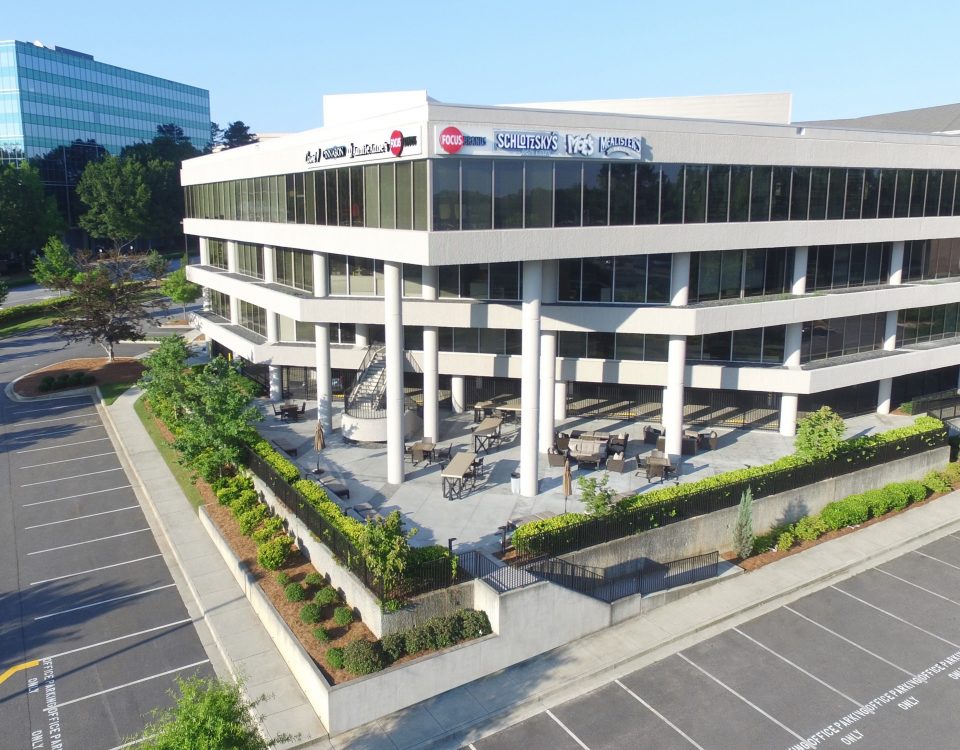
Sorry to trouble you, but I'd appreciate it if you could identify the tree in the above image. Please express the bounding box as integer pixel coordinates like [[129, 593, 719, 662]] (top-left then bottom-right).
[[222, 121, 258, 150], [132, 676, 291, 750], [578, 473, 616, 516], [54, 248, 158, 360], [732, 487, 754, 559], [359, 510, 416, 596], [138, 335, 192, 425], [76, 156, 152, 252], [207, 121, 224, 152], [32, 236, 78, 296], [0, 278, 7, 307], [161, 266, 202, 318], [794, 406, 846, 460], [31, 139, 107, 226], [145, 249, 169, 283], [0, 163, 63, 270]]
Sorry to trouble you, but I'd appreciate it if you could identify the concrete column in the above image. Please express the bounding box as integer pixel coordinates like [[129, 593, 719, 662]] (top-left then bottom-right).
[[313, 252, 332, 435], [226, 240, 238, 273], [263, 245, 276, 284], [539, 331, 556, 454], [877, 380, 893, 415], [670, 252, 691, 307], [876, 309, 899, 414], [889, 241, 905, 286], [383, 261, 405, 485], [450, 375, 465, 414], [355, 324, 369, 348], [779, 322, 804, 436], [198, 237, 209, 266], [792, 246, 809, 295], [541, 259, 559, 304], [555, 381, 568, 420], [520, 260, 542, 497], [663, 336, 686, 461], [269, 366, 283, 401], [421, 266, 439, 442], [228, 296, 239, 325]]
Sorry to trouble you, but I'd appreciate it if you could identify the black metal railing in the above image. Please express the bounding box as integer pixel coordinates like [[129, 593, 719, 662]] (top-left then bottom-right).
[[515, 428, 947, 560], [639, 551, 719, 597], [246, 448, 476, 601]]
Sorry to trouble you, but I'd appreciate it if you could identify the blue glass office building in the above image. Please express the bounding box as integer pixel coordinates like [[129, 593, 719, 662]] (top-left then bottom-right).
[[0, 40, 209, 223]]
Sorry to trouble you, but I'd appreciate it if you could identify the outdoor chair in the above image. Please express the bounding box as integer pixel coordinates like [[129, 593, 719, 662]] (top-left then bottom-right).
[[271, 403, 281, 417], [608, 432, 628, 454], [605, 452, 626, 473], [431, 445, 452, 465], [645, 463, 664, 481], [634, 454, 647, 476], [470, 456, 485, 479], [555, 433, 570, 452], [547, 449, 567, 467], [644, 426, 662, 445], [298, 401, 306, 417]]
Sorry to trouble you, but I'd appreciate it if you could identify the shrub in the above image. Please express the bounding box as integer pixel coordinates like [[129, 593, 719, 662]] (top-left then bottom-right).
[[326, 647, 344, 670], [459, 609, 492, 638], [314, 587, 339, 607], [275, 571, 291, 587], [404, 624, 432, 656], [943, 462, 960, 485], [300, 603, 322, 624], [252, 516, 283, 544], [41, 375, 55, 387], [313, 627, 331, 643], [922, 470, 951, 495], [776, 531, 795, 552], [793, 515, 828, 542], [752, 526, 787, 555], [424, 615, 460, 650], [732, 487, 754, 559], [333, 606, 353, 627], [249, 440, 301, 482], [229, 489, 259, 517], [820, 499, 867, 531], [342, 640, 384, 676], [257, 536, 292, 571], [304, 572, 324, 588], [238, 505, 268, 536], [885, 484, 913, 512], [284, 583, 306, 603], [380, 632, 406, 662], [38, 381, 51, 392]]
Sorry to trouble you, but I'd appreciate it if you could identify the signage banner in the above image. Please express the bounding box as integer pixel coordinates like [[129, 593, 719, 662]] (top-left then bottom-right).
[[434, 125, 646, 160], [304, 125, 423, 168]]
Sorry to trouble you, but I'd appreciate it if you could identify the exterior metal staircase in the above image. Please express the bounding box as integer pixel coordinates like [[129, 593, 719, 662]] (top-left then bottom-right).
[[345, 346, 386, 418]]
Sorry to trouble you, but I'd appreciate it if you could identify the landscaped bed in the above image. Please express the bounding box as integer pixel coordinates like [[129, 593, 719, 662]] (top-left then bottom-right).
[[14, 356, 144, 398]]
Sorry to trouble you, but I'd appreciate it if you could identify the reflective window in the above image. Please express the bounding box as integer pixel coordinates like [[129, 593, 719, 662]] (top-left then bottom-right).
[[237, 300, 266, 337], [494, 160, 523, 229], [707, 165, 730, 223], [432, 159, 459, 230], [902, 239, 960, 281], [525, 160, 553, 227], [684, 165, 707, 224], [207, 238, 227, 269], [275, 247, 313, 293], [462, 159, 492, 230], [236, 242, 263, 279], [807, 243, 891, 290], [659, 164, 683, 224], [554, 161, 582, 227]]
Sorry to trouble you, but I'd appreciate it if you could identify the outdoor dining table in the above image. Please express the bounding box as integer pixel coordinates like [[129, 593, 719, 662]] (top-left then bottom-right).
[[473, 400, 496, 422], [473, 416, 503, 454], [408, 440, 435, 465], [441, 451, 477, 501]]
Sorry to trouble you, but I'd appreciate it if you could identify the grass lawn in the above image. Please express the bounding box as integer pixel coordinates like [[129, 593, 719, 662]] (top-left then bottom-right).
[[133, 397, 205, 511], [0, 316, 58, 339], [100, 380, 138, 405]]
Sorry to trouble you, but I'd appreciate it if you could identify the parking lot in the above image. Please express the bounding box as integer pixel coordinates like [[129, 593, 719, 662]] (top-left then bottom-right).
[[0, 392, 215, 749], [469, 534, 960, 750]]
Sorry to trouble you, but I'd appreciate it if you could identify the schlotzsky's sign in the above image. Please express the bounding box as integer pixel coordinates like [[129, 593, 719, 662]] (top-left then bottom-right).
[[434, 125, 646, 159], [304, 125, 423, 167]]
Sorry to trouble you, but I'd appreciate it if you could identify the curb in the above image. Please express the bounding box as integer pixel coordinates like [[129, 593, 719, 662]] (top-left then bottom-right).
[[415, 494, 960, 750]]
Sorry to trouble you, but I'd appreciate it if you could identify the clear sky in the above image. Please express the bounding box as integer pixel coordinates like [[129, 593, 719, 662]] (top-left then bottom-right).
[[7, 0, 959, 137]]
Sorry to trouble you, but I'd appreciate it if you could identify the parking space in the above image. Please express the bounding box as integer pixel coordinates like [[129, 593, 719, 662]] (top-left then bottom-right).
[[470, 533, 960, 750], [0, 393, 216, 750]]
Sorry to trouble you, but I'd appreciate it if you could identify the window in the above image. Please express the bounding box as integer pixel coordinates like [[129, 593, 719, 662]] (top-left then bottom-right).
[[207, 238, 227, 269], [209, 289, 229, 318], [525, 160, 553, 228], [683, 165, 707, 223], [554, 161, 582, 227], [275, 247, 313, 292], [494, 160, 523, 229], [659, 164, 683, 224], [432, 159, 460, 230], [237, 300, 266, 336], [707, 165, 730, 223], [236, 242, 263, 278], [462, 159, 492, 230]]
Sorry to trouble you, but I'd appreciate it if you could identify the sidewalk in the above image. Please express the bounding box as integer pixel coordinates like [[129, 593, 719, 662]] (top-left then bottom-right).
[[331, 488, 960, 750], [102, 388, 330, 749]]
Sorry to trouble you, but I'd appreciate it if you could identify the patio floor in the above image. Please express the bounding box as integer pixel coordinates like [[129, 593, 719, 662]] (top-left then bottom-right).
[[254, 401, 915, 555]]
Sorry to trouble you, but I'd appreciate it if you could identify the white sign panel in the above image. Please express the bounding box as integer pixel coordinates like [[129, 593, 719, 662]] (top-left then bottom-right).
[[435, 125, 646, 160]]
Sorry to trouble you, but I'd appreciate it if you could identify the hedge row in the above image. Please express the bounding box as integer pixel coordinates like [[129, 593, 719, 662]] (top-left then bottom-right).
[[755, 464, 960, 554], [326, 609, 493, 676], [212, 473, 293, 570], [0, 296, 70, 326], [513, 415, 946, 548]]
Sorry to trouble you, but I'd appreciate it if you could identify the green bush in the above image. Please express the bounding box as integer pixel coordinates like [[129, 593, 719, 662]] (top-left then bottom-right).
[[793, 515, 828, 542], [0, 296, 69, 326], [326, 647, 344, 670], [252, 516, 284, 544], [284, 582, 306, 603], [304, 572, 324, 588], [249, 440, 300, 482], [404, 624, 432, 656], [314, 587, 339, 607], [820, 498, 868, 531], [342, 640, 383, 676], [238, 504, 268, 536], [885, 483, 913, 512], [333, 606, 353, 627], [459, 609, 492, 638], [300, 603, 323, 624], [922, 470, 952, 495], [424, 615, 460, 650], [776, 531, 795, 552], [275, 571, 291, 587], [380, 632, 406, 663], [313, 627, 331, 643], [257, 536, 292, 571], [752, 527, 785, 555], [229, 489, 259, 517], [943, 462, 960, 485]]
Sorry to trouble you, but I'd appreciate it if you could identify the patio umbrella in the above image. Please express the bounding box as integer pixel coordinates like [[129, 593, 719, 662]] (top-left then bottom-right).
[[313, 421, 326, 474], [562, 457, 573, 513]]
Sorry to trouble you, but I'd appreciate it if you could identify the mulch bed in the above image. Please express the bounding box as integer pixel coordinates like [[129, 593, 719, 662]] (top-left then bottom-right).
[[14, 357, 145, 398]]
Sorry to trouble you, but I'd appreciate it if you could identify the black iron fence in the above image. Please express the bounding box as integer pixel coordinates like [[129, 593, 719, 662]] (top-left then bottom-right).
[[515, 428, 946, 561], [245, 448, 474, 601]]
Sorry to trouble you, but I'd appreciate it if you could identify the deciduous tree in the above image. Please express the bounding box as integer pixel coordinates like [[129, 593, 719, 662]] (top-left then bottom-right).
[[76, 156, 152, 252], [0, 163, 63, 269], [161, 266, 202, 318], [794, 406, 846, 460], [32, 236, 78, 296], [360, 510, 417, 596]]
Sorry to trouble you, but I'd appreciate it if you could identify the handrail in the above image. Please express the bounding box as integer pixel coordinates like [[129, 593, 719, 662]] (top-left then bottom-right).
[[345, 345, 384, 413]]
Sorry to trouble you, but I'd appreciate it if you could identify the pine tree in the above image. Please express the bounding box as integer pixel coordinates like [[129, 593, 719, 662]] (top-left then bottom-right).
[[733, 486, 754, 559]]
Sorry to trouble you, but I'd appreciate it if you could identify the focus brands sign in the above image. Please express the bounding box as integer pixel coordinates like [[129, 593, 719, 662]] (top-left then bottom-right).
[[304, 127, 422, 166], [434, 124, 645, 159]]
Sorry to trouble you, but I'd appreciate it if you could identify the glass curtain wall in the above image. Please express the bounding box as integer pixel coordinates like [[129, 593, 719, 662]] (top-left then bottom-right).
[[903, 239, 960, 281], [689, 248, 793, 302], [274, 247, 314, 292], [558, 254, 672, 303], [806, 243, 891, 290], [236, 242, 263, 278], [801, 313, 887, 362], [897, 304, 960, 346]]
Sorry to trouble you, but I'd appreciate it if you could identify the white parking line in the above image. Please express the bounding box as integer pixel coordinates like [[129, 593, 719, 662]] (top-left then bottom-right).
[[3, 423, 103, 443], [732, 627, 862, 706], [43, 659, 210, 711], [34, 583, 177, 620], [19, 451, 115, 470], [16, 437, 111, 454], [21, 467, 123, 487], [23, 485, 132, 508], [615, 679, 706, 750], [42, 619, 193, 660], [545, 709, 590, 749], [913, 549, 960, 573], [16, 412, 98, 425], [677, 653, 804, 741], [24, 505, 139, 530], [10, 402, 90, 415], [830, 584, 960, 648], [106, 738, 151, 750], [30, 554, 162, 585], [27, 528, 151, 555], [784, 605, 913, 675], [875, 567, 960, 607]]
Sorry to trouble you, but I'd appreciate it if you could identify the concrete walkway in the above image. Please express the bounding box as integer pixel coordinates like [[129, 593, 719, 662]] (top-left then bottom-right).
[[331, 488, 960, 749], [102, 388, 330, 749]]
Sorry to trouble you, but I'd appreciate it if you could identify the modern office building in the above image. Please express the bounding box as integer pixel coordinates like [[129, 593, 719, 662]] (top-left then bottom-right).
[[0, 39, 210, 224], [182, 90, 960, 496]]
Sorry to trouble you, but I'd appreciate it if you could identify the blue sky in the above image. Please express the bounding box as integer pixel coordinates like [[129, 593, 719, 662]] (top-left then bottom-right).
[[8, 0, 958, 136]]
